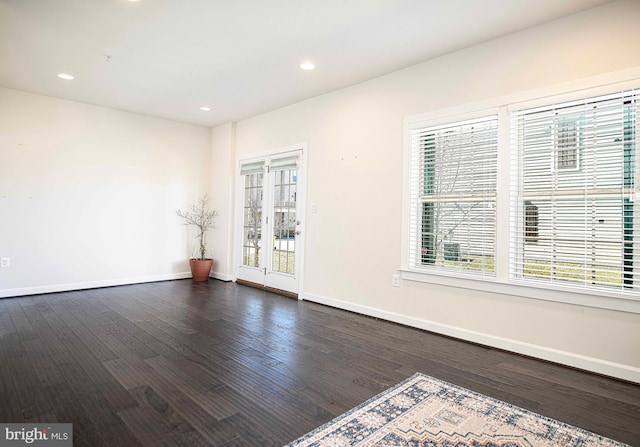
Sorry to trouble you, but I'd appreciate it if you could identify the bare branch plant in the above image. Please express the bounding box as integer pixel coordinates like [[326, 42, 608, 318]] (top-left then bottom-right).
[[176, 194, 218, 260]]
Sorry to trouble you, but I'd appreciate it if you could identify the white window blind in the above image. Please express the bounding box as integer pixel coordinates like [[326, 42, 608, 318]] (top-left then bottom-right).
[[510, 89, 639, 293], [240, 160, 265, 175], [409, 115, 498, 275], [270, 155, 298, 171]]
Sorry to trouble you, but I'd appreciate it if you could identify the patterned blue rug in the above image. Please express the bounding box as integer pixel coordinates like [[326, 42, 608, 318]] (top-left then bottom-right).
[[287, 372, 629, 446]]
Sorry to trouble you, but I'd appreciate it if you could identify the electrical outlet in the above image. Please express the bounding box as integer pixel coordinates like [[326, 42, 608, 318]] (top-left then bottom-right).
[[1, 257, 10, 268], [392, 273, 400, 287]]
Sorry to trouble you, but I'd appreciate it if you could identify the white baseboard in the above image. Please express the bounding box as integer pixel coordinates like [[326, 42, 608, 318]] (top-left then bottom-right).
[[210, 271, 233, 281], [0, 272, 193, 298], [301, 291, 640, 384]]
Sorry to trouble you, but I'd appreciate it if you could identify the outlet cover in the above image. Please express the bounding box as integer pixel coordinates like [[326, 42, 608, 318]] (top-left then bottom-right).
[[1, 257, 10, 268], [392, 273, 400, 287]]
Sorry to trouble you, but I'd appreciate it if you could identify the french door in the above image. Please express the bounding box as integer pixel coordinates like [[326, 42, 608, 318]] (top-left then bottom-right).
[[236, 149, 304, 295]]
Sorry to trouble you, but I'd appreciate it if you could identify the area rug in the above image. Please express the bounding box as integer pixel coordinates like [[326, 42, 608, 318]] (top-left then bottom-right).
[[287, 372, 629, 447]]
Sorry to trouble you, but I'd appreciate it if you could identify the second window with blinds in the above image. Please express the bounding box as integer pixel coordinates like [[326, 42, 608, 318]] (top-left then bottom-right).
[[511, 91, 638, 292]]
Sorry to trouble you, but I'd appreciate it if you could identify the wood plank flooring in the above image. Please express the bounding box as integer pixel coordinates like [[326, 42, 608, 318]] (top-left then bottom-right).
[[1, 279, 638, 446]]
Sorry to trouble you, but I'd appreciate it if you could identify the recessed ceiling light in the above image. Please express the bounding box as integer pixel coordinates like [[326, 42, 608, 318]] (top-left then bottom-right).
[[300, 61, 315, 71], [57, 73, 74, 80], [199, 106, 212, 111]]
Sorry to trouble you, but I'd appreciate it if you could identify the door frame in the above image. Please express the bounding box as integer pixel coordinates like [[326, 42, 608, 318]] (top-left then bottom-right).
[[233, 143, 307, 297]]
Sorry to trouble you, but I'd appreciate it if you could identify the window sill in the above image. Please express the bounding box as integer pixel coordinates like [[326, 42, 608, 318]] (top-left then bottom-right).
[[399, 268, 640, 314]]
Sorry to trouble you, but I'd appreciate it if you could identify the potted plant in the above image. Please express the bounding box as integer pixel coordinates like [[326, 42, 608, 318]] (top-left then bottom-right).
[[176, 194, 219, 281]]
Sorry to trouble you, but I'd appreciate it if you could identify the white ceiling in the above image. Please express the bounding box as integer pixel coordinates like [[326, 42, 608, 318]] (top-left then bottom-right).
[[0, 0, 614, 127]]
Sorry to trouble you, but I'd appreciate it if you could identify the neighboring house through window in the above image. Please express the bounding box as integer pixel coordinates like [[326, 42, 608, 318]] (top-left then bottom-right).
[[524, 201, 538, 243], [556, 117, 579, 170], [511, 91, 637, 291]]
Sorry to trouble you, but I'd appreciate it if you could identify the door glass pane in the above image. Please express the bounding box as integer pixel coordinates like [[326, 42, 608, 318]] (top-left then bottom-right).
[[242, 172, 263, 267], [272, 168, 297, 274]]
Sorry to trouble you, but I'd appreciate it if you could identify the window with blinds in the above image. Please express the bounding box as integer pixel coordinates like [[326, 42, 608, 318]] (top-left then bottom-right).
[[409, 115, 498, 275], [510, 89, 638, 293]]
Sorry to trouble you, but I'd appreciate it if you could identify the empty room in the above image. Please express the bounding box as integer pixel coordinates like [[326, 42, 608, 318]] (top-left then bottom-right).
[[1, 0, 639, 446]]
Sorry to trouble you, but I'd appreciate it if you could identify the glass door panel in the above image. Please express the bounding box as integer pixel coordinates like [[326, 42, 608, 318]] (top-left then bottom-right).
[[271, 168, 297, 275], [242, 172, 263, 268]]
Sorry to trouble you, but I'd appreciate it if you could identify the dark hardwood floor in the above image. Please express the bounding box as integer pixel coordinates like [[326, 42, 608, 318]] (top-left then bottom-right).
[[0, 279, 638, 446]]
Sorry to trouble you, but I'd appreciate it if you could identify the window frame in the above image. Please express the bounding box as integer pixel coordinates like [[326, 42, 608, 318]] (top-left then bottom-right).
[[401, 71, 640, 314]]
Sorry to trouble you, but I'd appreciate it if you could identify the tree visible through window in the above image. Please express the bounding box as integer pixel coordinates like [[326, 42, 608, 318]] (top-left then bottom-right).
[[410, 116, 498, 275], [242, 172, 263, 267]]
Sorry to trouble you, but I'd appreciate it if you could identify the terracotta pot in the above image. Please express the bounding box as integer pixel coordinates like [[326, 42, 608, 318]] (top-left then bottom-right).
[[189, 258, 213, 281]]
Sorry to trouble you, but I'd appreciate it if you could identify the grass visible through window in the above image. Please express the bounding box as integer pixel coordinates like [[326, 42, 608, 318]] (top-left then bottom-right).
[[523, 260, 622, 286], [244, 250, 295, 275], [427, 257, 623, 287]]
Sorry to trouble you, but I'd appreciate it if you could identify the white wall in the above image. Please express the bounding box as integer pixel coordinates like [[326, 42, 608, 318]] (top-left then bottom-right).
[[0, 88, 212, 296], [209, 123, 236, 281], [215, 0, 640, 382]]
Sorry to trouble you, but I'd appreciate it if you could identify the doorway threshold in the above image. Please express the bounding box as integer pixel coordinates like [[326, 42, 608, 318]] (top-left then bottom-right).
[[235, 279, 298, 299]]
